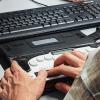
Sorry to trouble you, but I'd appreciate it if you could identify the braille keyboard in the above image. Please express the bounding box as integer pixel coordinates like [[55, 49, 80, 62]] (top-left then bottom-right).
[[0, 0, 100, 42], [28, 46, 96, 80], [0, 46, 97, 93]]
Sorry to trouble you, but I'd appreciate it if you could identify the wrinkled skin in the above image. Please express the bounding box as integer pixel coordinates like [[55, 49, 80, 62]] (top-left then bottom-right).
[[0, 61, 47, 100], [48, 50, 87, 93], [0, 50, 87, 100], [0, 49, 87, 100]]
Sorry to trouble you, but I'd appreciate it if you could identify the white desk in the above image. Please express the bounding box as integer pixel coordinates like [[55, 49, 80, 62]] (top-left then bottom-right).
[[0, 0, 67, 99], [0, 0, 67, 13]]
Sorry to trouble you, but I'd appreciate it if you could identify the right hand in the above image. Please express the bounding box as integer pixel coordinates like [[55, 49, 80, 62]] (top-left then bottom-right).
[[48, 50, 87, 93]]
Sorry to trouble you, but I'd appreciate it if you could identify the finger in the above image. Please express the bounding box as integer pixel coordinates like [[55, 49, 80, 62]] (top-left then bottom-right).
[[0, 77, 8, 90], [4, 68, 13, 80], [0, 87, 2, 96], [37, 70, 47, 87], [10, 60, 24, 74], [72, 49, 87, 60], [37, 70, 47, 81], [0, 81, 2, 96], [55, 82, 71, 93], [54, 52, 84, 67], [36, 70, 47, 93], [48, 64, 79, 78]]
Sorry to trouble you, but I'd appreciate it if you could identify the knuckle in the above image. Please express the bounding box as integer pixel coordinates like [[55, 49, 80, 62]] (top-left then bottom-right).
[[63, 52, 72, 59], [78, 60, 85, 67], [4, 71, 11, 79], [11, 66, 19, 74], [58, 65, 63, 70], [75, 68, 82, 76], [63, 52, 70, 57], [58, 65, 64, 73]]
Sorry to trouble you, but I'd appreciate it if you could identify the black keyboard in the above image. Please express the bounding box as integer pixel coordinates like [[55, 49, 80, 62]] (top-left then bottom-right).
[[0, 0, 100, 42]]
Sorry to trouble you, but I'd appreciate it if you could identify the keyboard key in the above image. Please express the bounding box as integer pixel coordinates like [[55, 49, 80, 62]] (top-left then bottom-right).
[[86, 14, 94, 19], [0, 32, 2, 36], [50, 21, 58, 26], [80, 15, 88, 21], [11, 24, 43, 33], [76, 17, 83, 22], [64, 18, 74, 23], [61, 13, 69, 18], [95, 14, 100, 18], [44, 53, 53, 60], [10, 27, 17, 32], [36, 55, 44, 62], [43, 23, 51, 27], [57, 19, 65, 25], [0, 2, 100, 41], [29, 59, 38, 67], [2, 28, 10, 35]]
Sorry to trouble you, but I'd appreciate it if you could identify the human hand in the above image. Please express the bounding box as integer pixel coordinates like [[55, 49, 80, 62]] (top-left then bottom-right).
[[48, 50, 87, 93], [0, 61, 47, 100]]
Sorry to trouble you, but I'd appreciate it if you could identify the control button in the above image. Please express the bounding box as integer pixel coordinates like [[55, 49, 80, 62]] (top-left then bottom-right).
[[36, 55, 44, 62], [29, 59, 38, 67], [44, 53, 53, 60]]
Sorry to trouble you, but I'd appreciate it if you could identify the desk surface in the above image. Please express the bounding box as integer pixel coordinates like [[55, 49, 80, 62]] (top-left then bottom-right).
[[0, 0, 67, 13]]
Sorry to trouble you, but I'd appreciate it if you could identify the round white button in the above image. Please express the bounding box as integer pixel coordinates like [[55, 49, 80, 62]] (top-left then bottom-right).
[[44, 53, 53, 60], [29, 59, 38, 67], [36, 55, 44, 62]]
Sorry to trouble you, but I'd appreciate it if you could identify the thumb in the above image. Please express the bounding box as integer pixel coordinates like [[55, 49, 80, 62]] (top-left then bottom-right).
[[37, 70, 47, 81], [37, 70, 47, 88], [37, 70, 47, 93], [11, 60, 24, 74]]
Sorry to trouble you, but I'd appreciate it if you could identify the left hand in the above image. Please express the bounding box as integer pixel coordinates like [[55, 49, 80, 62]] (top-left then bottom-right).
[[0, 61, 47, 100]]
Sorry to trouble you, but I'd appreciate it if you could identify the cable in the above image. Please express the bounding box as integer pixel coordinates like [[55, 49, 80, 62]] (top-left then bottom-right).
[[31, 0, 48, 7]]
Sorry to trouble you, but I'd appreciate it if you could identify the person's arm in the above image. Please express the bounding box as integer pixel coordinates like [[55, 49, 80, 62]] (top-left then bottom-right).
[[64, 47, 100, 100], [0, 50, 87, 100], [48, 50, 87, 93], [0, 61, 47, 100]]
